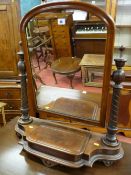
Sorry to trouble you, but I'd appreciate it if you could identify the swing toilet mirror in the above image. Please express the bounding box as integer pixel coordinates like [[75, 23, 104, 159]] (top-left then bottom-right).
[[20, 1, 115, 129], [16, 1, 126, 169]]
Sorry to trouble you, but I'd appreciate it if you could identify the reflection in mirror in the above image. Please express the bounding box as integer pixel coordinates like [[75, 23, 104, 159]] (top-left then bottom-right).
[[25, 8, 107, 124]]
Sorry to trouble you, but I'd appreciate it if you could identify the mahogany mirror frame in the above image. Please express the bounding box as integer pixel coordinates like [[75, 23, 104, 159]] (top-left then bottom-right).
[[19, 1, 115, 127]]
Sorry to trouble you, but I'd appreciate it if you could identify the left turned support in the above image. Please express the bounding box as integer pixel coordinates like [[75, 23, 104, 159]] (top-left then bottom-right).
[[102, 58, 126, 147], [17, 41, 33, 125]]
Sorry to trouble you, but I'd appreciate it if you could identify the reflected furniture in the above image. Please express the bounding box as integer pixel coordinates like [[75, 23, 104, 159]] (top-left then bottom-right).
[[37, 85, 101, 123], [28, 35, 53, 69], [72, 21, 106, 58], [51, 57, 81, 88], [28, 36, 45, 70], [80, 54, 104, 85], [34, 12, 73, 59]]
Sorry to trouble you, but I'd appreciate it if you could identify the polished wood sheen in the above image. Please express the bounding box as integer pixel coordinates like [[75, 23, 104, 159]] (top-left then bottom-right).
[[15, 117, 124, 168], [80, 54, 104, 83], [1, 118, 131, 175], [37, 85, 101, 124], [16, 1, 124, 169], [51, 57, 81, 88], [26, 121, 91, 162]]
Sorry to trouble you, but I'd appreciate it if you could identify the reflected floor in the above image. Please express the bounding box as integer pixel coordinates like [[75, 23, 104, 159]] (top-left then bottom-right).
[[32, 56, 102, 94]]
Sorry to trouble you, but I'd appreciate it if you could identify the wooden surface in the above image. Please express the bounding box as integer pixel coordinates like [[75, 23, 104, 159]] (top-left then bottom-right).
[[80, 54, 105, 67], [36, 86, 131, 137], [80, 54, 131, 83], [0, 117, 131, 175], [51, 57, 81, 88], [0, 82, 21, 123], [73, 38, 106, 58], [80, 54, 104, 83], [51, 57, 81, 74], [37, 85, 101, 124], [24, 118, 91, 164], [50, 13, 73, 58], [107, 88, 131, 129], [0, 0, 20, 78]]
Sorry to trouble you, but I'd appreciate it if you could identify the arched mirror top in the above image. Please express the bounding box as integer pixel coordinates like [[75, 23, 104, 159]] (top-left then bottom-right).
[[20, 1, 115, 34]]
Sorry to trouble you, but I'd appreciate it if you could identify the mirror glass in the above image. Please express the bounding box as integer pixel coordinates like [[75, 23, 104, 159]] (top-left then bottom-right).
[[25, 7, 107, 123]]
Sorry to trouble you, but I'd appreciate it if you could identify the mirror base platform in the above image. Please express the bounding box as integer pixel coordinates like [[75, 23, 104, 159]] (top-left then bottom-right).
[[15, 117, 124, 168]]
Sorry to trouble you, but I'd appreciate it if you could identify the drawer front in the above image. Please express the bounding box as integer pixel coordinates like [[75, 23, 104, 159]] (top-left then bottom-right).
[[52, 26, 69, 33], [0, 88, 21, 99], [2, 100, 21, 111]]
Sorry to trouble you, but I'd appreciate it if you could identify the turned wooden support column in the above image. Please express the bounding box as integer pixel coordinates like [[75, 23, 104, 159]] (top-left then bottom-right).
[[102, 58, 126, 147], [17, 41, 33, 124]]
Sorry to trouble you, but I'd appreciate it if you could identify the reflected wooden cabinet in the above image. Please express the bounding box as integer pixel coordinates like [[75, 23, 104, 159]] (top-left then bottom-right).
[[50, 13, 73, 58], [35, 12, 73, 59], [0, 0, 20, 78]]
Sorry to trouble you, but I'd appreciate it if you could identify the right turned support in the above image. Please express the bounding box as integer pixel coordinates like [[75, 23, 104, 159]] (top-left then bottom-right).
[[102, 58, 126, 147]]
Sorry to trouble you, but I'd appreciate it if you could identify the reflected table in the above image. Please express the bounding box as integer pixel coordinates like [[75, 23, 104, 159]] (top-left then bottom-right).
[[80, 54, 105, 86], [51, 57, 81, 88]]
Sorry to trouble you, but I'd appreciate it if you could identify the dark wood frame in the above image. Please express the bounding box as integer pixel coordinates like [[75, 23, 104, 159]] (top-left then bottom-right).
[[16, 1, 126, 168], [19, 1, 115, 127]]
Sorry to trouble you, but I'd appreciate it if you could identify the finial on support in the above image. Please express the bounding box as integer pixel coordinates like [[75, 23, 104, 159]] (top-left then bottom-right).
[[119, 45, 125, 58]]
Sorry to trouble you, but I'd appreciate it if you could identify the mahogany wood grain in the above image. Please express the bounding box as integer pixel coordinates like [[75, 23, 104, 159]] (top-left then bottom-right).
[[1, 117, 131, 175]]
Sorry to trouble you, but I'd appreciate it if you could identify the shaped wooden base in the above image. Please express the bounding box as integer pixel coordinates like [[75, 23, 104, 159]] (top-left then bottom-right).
[[15, 117, 124, 168]]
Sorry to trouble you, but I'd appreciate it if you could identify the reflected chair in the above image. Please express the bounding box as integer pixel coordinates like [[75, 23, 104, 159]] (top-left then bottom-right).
[[28, 36, 53, 70]]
